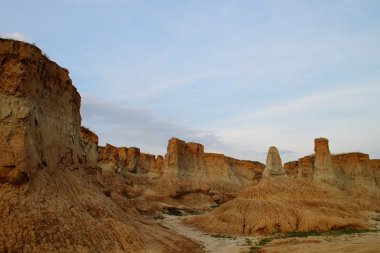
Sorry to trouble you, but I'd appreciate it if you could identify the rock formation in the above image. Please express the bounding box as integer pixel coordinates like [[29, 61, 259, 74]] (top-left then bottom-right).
[[296, 155, 314, 181], [185, 176, 368, 235], [163, 138, 205, 178], [314, 138, 335, 183], [98, 144, 163, 175], [97, 137, 264, 213], [0, 39, 202, 252], [185, 138, 380, 236], [162, 137, 264, 185], [283, 138, 380, 210], [332, 153, 379, 191], [80, 126, 99, 169], [0, 39, 84, 185], [263, 146, 285, 176]]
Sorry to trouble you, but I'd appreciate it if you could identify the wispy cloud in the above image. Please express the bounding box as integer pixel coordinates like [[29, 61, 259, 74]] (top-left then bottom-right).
[[226, 81, 380, 125], [80, 96, 225, 155], [213, 80, 380, 162]]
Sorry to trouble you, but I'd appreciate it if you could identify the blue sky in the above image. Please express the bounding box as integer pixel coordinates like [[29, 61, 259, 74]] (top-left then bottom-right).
[[1, 0, 380, 162]]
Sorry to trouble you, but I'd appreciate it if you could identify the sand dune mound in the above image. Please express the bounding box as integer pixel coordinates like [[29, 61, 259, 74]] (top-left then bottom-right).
[[185, 176, 367, 235]]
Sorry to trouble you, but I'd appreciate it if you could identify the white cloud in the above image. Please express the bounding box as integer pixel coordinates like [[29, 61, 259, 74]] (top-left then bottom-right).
[[0, 32, 31, 43]]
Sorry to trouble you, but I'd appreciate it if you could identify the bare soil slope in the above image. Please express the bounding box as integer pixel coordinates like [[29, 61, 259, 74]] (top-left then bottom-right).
[[185, 176, 368, 235]]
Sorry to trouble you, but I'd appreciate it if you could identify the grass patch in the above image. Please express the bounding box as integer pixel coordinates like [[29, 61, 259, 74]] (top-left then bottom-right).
[[210, 234, 236, 239]]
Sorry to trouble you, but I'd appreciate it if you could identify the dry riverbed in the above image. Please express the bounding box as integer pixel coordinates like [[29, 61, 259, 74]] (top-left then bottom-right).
[[157, 214, 258, 253]]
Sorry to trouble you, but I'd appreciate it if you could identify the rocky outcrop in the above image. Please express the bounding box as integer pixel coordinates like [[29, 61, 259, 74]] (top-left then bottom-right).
[[98, 144, 163, 174], [203, 153, 263, 184], [284, 138, 380, 192], [162, 137, 264, 184], [314, 138, 335, 183], [296, 155, 314, 181], [186, 137, 380, 236], [80, 126, 98, 169], [106, 137, 264, 211], [163, 138, 205, 178], [282, 139, 380, 211], [0, 39, 84, 185], [283, 160, 298, 178], [332, 153, 378, 191], [0, 39, 202, 252], [263, 146, 285, 176]]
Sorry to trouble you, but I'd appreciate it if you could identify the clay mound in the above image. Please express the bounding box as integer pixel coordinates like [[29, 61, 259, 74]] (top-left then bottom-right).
[[185, 176, 368, 235], [1, 169, 203, 252]]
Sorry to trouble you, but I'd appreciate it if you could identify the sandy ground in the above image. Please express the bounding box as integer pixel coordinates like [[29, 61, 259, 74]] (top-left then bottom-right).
[[158, 212, 380, 253], [158, 214, 258, 253], [259, 212, 380, 253], [258, 232, 380, 253]]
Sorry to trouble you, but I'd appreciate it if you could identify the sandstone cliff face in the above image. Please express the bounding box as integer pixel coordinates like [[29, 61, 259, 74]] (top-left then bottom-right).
[[163, 138, 205, 178], [283, 138, 380, 210], [283, 160, 298, 178], [332, 153, 378, 191], [296, 155, 314, 181], [369, 159, 380, 187], [98, 144, 162, 175], [0, 39, 84, 185], [80, 126, 98, 169], [162, 137, 264, 185], [314, 138, 335, 183], [0, 39, 202, 252], [203, 153, 263, 185], [284, 138, 380, 192]]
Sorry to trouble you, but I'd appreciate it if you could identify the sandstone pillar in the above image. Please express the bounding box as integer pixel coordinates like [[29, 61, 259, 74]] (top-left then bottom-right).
[[313, 138, 335, 183], [263, 146, 285, 176]]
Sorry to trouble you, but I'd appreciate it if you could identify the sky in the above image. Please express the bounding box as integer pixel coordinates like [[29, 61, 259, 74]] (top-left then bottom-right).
[[1, 0, 380, 162]]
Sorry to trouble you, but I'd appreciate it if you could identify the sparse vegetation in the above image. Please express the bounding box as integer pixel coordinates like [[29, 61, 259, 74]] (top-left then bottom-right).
[[166, 207, 183, 216], [210, 234, 236, 239], [245, 238, 253, 245], [242, 229, 378, 253], [153, 213, 164, 220]]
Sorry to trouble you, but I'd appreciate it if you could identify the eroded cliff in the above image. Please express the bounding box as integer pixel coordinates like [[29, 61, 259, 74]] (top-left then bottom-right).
[[0, 39, 202, 252]]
